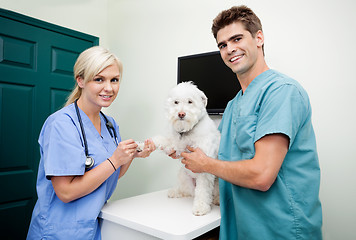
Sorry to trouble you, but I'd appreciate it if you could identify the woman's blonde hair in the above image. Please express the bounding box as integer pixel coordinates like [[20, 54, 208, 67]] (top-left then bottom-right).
[[65, 46, 123, 106]]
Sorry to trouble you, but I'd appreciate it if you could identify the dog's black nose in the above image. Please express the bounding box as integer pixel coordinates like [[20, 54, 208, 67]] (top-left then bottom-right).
[[178, 112, 186, 119]]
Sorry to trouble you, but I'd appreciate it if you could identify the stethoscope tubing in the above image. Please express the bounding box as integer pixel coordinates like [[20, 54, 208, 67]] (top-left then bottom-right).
[[74, 99, 89, 157], [74, 99, 117, 169]]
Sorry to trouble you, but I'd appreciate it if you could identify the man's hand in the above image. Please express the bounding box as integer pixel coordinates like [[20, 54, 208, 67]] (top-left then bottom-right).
[[180, 146, 209, 173]]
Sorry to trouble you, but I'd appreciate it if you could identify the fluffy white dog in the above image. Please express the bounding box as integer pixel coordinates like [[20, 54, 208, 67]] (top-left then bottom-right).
[[143, 81, 220, 216]]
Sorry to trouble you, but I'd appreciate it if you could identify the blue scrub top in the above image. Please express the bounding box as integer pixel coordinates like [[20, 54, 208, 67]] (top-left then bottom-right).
[[27, 103, 121, 240], [218, 70, 322, 240]]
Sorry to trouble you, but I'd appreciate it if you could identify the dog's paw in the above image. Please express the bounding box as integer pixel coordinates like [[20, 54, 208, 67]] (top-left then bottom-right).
[[192, 201, 211, 216], [135, 141, 144, 152], [167, 188, 190, 198], [167, 188, 181, 198], [161, 147, 174, 156]]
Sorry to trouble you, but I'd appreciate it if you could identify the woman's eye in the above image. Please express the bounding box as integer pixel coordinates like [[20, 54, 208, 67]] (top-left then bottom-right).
[[94, 77, 103, 82], [111, 78, 119, 82]]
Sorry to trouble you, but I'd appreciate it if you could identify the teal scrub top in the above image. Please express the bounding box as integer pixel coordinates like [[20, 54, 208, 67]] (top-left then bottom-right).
[[218, 70, 322, 240], [27, 103, 121, 240]]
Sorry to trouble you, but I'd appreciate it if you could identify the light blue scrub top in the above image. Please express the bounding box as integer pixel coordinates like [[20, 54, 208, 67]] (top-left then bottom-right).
[[218, 70, 322, 240], [27, 103, 121, 240]]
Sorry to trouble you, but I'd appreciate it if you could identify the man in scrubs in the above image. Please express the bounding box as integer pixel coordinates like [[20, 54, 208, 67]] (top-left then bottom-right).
[[180, 6, 323, 240]]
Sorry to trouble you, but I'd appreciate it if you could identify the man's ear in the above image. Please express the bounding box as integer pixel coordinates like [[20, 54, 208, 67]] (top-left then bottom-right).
[[256, 30, 264, 48], [77, 76, 85, 88]]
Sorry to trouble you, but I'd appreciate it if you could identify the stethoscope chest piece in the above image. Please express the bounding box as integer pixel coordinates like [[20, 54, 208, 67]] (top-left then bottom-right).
[[85, 156, 95, 169]]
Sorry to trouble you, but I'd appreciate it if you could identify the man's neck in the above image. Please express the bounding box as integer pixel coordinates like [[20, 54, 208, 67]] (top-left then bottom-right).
[[238, 59, 269, 93]]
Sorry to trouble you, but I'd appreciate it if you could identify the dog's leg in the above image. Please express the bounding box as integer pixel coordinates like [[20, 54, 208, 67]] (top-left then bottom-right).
[[168, 168, 195, 198], [136, 135, 171, 153], [192, 173, 215, 216], [212, 177, 220, 205]]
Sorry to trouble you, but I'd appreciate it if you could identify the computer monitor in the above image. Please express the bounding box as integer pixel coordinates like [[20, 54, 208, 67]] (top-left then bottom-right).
[[177, 51, 241, 115]]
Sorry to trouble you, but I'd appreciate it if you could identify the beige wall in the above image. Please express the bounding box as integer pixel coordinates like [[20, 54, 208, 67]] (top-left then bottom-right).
[[2, 0, 356, 239]]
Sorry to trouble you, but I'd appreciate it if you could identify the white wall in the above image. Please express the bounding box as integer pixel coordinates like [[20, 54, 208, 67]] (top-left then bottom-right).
[[2, 0, 356, 239]]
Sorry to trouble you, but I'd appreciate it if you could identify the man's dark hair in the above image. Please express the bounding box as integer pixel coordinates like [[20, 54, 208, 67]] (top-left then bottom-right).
[[212, 5, 263, 40]]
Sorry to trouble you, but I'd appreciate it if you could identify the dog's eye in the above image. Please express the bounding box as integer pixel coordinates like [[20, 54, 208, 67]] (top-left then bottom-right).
[[174, 101, 179, 104], [188, 100, 193, 104]]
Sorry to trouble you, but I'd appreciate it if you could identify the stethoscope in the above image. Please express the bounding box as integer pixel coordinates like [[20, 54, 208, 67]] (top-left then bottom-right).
[[74, 99, 118, 170]]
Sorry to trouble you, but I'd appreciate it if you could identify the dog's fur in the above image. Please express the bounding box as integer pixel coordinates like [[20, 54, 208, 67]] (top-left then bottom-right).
[[149, 82, 220, 216]]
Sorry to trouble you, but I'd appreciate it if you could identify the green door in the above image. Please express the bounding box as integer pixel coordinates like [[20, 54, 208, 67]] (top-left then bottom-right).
[[0, 9, 98, 239]]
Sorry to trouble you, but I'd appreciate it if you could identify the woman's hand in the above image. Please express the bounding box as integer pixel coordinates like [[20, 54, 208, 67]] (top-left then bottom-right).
[[51, 139, 139, 203], [134, 139, 156, 158], [111, 139, 138, 167]]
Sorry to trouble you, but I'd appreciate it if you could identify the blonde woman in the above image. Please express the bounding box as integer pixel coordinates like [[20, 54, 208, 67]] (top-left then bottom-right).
[[27, 46, 155, 239]]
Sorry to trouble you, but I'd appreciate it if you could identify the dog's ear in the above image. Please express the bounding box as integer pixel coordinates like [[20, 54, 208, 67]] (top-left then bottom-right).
[[200, 91, 208, 107]]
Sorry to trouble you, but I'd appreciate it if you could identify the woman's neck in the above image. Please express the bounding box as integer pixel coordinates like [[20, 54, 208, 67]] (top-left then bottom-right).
[[76, 98, 102, 134]]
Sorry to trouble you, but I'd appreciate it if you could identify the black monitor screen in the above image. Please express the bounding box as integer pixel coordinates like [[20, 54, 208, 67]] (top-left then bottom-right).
[[177, 51, 241, 115]]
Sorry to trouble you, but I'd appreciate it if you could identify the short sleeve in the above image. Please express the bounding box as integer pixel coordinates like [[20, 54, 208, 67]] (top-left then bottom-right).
[[39, 114, 86, 178], [254, 84, 308, 147]]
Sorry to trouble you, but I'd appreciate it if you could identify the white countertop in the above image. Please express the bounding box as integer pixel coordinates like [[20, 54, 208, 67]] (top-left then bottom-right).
[[99, 189, 221, 240]]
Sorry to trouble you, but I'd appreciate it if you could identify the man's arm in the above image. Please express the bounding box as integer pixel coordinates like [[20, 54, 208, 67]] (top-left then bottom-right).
[[180, 133, 289, 191]]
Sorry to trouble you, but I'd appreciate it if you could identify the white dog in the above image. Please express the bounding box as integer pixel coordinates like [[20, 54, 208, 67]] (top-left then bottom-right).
[[142, 81, 220, 216]]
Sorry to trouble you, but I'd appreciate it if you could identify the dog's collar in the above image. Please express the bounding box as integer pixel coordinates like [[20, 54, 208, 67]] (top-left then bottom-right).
[[178, 123, 198, 138], [179, 131, 189, 138]]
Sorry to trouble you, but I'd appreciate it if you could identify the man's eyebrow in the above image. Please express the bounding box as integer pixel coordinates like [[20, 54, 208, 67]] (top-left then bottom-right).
[[217, 34, 244, 48], [217, 41, 225, 48]]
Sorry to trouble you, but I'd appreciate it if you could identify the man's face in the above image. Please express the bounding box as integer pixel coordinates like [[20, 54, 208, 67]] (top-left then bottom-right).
[[216, 21, 263, 76]]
